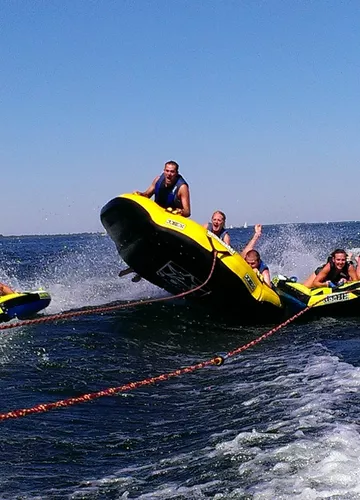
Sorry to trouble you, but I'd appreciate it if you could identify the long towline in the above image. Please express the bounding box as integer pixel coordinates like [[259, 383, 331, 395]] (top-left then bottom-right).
[[0, 252, 218, 332], [0, 256, 326, 421], [0, 303, 314, 421]]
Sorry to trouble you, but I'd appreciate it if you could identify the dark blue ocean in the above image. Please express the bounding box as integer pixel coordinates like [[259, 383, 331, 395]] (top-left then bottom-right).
[[1, 222, 360, 499]]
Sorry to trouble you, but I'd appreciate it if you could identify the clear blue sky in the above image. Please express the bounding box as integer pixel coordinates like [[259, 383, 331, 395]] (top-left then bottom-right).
[[1, 1, 359, 235]]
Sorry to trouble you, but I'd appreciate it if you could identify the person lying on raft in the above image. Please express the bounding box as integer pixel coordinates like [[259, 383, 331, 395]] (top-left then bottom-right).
[[303, 249, 359, 288], [0, 282, 15, 297], [134, 160, 191, 217], [204, 211, 231, 245], [244, 249, 272, 287]]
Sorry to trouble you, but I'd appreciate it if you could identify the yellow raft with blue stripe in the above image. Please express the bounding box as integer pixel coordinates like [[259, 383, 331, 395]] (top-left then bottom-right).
[[100, 194, 284, 322], [0, 290, 51, 322], [273, 275, 360, 318]]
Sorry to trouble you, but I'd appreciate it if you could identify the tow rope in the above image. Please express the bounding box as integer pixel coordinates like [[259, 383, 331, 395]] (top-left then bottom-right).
[[0, 252, 218, 332], [0, 258, 332, 422], [0, 299, 316, 422]]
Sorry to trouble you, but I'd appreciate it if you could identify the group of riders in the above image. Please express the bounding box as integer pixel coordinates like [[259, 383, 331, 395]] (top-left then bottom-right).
[[2, 161, 359, 297], [132, 160, 360, 290], [204, 210, 360, 289]]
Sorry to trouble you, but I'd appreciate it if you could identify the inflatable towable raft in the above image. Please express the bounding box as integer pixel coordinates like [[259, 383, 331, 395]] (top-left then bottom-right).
[[0, 290, 51, 322], [273, 276, 360, 318], [100, 194, 284, 322]]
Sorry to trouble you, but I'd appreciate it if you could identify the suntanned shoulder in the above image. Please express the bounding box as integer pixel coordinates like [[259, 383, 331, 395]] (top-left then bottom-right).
[[312, 263, 331, 286], [178, 183, 191, 217], [179, 183, 189, 194], [317, 262, 331, 277], [147, 175, 160, 190]]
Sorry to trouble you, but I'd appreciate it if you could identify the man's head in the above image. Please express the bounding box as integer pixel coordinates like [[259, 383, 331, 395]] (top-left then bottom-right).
[[163, 161, 179, 185], [331, 249, 347, 270], [245, 249, 261, 269]]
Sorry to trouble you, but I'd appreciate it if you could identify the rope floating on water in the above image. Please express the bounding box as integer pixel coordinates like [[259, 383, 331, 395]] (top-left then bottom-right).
[[0, 251, 218, 331], [0, 300, 317, 422], [0, 251, 219, 420], [0, 356, 221, 421], [0, 259, 331, 422]]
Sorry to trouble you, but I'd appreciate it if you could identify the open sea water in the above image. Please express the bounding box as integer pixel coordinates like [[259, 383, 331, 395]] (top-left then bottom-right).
[[1, 222, 360, 499]]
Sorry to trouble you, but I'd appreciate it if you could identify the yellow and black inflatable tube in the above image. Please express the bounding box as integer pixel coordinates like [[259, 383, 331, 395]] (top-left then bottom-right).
[[273, 277, 360, 318], [0, 290, 51, 322], [101, 194, 283, 322]]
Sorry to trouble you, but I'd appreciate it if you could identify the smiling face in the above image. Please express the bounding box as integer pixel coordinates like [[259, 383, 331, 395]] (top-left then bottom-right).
[[332, 252, 347, 270], [211, 211, 225, 233], [163, 163, 178, 186]]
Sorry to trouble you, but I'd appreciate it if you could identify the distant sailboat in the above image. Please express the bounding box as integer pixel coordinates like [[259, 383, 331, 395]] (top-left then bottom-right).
[[243, 221, 248, 228]]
